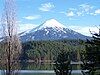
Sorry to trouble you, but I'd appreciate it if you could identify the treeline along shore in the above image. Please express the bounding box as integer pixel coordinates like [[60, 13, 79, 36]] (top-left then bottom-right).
[[20, 39, 85, 63]]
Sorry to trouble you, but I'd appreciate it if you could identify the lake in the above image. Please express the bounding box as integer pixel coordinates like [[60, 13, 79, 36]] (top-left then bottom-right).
[[2, 62, 100, 75], [1, 62, 100, 75], [0, 62, 83, 75], [20, 62, 81, 70], [0, 70, 82, 75]]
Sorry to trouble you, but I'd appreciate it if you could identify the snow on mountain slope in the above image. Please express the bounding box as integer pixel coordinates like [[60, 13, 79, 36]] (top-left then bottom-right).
[[38, 19, 66, 28], [29, 19, 67, 33], [20, 19, 89, 41]]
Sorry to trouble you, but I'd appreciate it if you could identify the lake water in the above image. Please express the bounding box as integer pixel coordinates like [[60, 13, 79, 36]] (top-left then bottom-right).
[[0, 70, 82, 75], [0, 62, 82, 75], [0, 62, 83, 75], [20, 62, 81, 70], [21, 70, 81, 75], [2, 62, 100, 75]]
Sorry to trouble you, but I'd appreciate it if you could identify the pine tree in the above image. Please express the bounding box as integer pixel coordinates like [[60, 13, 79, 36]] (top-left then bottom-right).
[[81, 28, 100, 75], [54, 50, 72, 75]]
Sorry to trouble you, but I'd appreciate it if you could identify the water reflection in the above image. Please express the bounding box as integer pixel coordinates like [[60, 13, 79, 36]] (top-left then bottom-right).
[[18, 62, 82, 75], [0, 70, 83, 75], [20, 73, 55, 75], [21, 62, 54, 70], [21, 62, 81, 70]]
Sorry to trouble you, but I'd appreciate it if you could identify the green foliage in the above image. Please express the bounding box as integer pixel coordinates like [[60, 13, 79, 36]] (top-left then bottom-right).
[[81, 30, 100, 75], [21, 39, 85, 62], [54, 50, 72, 75]]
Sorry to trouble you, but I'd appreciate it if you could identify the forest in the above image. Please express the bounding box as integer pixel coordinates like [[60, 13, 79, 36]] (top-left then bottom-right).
[[20, 39, 85, 63]]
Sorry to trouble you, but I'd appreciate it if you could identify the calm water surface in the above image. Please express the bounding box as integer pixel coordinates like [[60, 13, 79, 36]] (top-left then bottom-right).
[[0, 70, 82, 75], [19, 70, 82, 75], [0, 62, 83, 75]]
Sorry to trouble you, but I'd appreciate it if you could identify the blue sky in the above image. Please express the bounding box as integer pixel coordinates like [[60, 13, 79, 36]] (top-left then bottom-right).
[[0, 0, 100, 36]]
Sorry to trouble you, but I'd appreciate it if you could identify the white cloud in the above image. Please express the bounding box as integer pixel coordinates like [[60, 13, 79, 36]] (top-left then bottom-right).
[[76, 12, 83, 16], [39, 2, 55, 11], [89, 9, 100, 16], [95, 9, 100, 14], [18, 23, 37, 33], [90, 13, 96, 16], [66, 11, 75, 17], [23, 15, 41, 20], [0, 23, 38, 37], [79, 4, 94, 12], [60, 11, 75, 17], [60, 4, 94, 17], [68, 25, 99, 36], [75, 4, 94, 16], [60, 4, 99, 17], [59, 8, 76, 17]]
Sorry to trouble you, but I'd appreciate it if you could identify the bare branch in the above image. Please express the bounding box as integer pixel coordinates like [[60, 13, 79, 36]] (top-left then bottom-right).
[[0, 0, 22, 75]]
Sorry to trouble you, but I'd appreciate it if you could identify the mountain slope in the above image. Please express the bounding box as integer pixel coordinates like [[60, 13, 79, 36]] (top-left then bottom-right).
[[21, 19, 89, 41]]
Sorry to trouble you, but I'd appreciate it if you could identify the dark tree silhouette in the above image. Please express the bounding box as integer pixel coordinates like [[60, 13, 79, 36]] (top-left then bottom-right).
[[54, 50, 72, 75], [81, 28, 100, 75]]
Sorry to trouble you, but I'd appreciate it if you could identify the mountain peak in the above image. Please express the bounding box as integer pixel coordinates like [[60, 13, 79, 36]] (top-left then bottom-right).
[[28, 19, 67, 33], [41, 19, 66, 28], [21, 18, 89, 41]]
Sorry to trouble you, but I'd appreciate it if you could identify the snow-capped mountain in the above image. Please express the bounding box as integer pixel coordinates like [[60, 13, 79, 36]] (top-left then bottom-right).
[[21, 19, 89, 41]]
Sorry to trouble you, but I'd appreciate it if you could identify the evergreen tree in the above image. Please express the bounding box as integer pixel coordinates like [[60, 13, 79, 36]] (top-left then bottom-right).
[[81, 28, 100, 75], [54, 50, 72, 75]]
